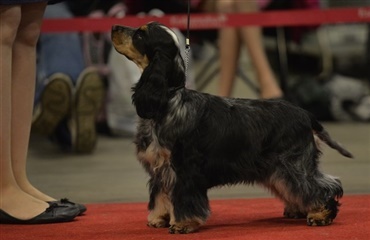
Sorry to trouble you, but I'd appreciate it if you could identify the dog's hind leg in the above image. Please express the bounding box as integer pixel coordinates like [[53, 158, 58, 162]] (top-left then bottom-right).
[[268, 139, 343, 226], [305, 173, 343, 226], [264, 176, 307, 219], [266, 170, 342, 225]]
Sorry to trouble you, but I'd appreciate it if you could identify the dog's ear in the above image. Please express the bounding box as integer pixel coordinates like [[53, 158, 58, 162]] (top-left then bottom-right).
[[132, 51, 171, 120]]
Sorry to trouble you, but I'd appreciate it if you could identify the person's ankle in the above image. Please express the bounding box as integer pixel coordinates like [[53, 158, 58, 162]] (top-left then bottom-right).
[[17, 182, 56, 202], [260, 86, 283, 99]]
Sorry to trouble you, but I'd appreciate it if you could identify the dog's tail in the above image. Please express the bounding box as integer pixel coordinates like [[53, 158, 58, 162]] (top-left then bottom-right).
[[310, 114, 354, 158]]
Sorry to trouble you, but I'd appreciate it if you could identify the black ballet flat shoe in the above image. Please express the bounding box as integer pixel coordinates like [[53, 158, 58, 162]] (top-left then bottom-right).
[[0, 203, 79, 224], [48, 198, 87, 216]]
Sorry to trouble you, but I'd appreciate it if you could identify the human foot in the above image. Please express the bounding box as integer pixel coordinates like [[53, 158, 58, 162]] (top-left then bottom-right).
[[259, 81, 283, 99], [1, 186, 54, 220], [18, 181, 86, 215], [260, 88, 284, 99]]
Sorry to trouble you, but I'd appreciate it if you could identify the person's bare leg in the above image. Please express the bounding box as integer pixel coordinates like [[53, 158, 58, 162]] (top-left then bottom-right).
[[11, 3, 56, 202], [216, 0, 241, 97], [0, 4, 50, 219], [237, 1, 283, 99], [218, 28, 241, 97]]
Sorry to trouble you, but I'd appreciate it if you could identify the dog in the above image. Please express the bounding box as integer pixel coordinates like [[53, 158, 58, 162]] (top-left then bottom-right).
[[111, 22, 353, 234]]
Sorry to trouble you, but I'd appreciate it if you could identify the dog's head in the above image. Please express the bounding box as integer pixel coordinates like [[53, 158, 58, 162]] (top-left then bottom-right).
[[111, 22, 182, 71], [111, 22, 186, 120]]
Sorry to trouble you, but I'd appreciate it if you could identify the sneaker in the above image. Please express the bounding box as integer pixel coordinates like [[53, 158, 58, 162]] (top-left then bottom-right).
[[71, 67, 105, 153], [32, 73, 73, 136]]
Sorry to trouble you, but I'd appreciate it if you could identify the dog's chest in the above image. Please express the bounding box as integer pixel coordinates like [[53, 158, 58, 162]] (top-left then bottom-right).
[[136, 120, 171, 172]]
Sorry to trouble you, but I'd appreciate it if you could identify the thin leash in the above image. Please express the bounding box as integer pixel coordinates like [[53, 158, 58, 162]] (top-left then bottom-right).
[[184, 0, 191, 82]]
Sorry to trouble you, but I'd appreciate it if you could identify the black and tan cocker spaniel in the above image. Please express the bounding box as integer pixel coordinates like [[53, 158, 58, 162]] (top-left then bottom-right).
[[111, 22, 353, 234]]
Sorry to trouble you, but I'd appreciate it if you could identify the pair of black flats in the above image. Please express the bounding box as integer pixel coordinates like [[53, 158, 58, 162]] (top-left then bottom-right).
[[0, 198, 86, 224]]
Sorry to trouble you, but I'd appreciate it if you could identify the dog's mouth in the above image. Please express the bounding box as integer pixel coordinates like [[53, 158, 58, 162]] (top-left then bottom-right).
[[126, 55, 133, 61]]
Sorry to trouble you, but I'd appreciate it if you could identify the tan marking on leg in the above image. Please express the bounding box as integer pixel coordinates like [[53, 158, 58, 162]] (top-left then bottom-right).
[[307, 206, 333, 226], [160, 165, 176, 193], [169, 217, 205, 234], [154, 148, 171, 172], [137, 141, 171, 173], [148, 192, 174, 228]]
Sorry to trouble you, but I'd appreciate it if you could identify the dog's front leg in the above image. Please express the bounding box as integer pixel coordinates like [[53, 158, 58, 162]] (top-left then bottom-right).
[[168, 175, 210, 234], [147, 177, 174, 228]]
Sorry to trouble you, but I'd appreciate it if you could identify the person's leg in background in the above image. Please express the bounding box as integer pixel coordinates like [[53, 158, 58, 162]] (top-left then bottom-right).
[[367, 24, 370, 83], [34, 2, 105, 153], [361, 0, 370, 83], [213, 0, 283, 98], [33, 2, 84, 139], [33, 1, 83, 144], [214, 0, 241, 97], [236, 0, 283, 99], [0, 2, 78, 222], [35, 2, 83, 92]]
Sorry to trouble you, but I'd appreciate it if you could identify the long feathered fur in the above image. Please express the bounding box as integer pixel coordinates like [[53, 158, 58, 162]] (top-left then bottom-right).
[[111, 22, 353, 234]]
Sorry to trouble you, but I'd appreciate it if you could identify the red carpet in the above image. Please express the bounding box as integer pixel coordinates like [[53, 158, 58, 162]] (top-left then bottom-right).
[[1, 195, 369, 240]]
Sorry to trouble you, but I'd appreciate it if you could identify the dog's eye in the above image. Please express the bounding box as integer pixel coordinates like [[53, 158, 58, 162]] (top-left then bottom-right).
[[134, 31, 143, 41], [133, 31, 146, 55]]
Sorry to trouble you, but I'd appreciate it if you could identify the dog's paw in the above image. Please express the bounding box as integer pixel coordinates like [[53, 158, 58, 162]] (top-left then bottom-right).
[[306, 210, 333, 226], [307, 216, 333, 226], [307, 198, 340, 226], [147, 218, 170, 228], [168, 222, 200, 234]]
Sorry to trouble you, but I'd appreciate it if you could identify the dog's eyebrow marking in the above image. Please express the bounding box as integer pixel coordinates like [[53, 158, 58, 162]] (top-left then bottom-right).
[[140, 25, 148, 31], [159, 25, 180, 47]]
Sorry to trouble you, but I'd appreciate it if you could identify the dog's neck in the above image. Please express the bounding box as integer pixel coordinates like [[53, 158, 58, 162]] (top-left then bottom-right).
[[168, 54, 186, 89], [168, 84, 185, 96]]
